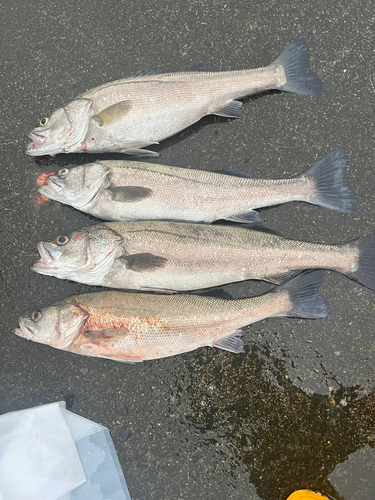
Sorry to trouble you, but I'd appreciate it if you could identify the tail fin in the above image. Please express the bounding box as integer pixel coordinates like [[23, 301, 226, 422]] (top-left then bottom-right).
[[344, 234, 375, 292], [301, 149, 358, 213], [275, 270, 331, 318], [272, 39, 323, 95]]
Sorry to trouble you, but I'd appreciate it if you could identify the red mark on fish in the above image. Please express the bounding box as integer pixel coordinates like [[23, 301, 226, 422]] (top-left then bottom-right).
[[36, 172, 56, 187], [36, 193, 50, 204]]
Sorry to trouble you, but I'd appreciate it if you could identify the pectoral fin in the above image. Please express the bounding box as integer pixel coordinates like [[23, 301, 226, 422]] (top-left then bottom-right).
[[106, 186, 153, 202], [83, 328, 126, 341], [79, 330, 143, 362], [119, 253, 168, 272], [92, 100, 133, 126]]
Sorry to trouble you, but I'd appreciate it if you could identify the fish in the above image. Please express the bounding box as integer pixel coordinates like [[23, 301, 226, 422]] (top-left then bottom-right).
[[37, 149, 357, 223], [15, 271, 330, 362], [26, 39, 322, 157], [32, 220, 375, 293]]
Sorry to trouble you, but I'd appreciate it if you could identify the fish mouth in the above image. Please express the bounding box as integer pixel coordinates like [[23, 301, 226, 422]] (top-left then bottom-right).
[[47, 176, 64, 188], [15, 318, 36, 340], [27, 130, 48, 146], [33, 242, 62, 269], [25, 130, 49, 155], [39, 175, 64, 198]]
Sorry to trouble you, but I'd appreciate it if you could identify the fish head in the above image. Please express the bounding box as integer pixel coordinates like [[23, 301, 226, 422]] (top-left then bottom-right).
[[38, 162, 110, 208], [25, 99, 92, 156], [32, 225, 123, 283], [16, 303, 89, 349]]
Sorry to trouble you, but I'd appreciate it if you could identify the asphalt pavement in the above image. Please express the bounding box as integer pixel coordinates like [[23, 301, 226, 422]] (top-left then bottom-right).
[[1, 0, 375, 498]]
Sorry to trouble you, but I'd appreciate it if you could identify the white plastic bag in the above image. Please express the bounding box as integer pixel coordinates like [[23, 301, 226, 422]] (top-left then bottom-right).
[[62, 405, 131, 500], [0, 402, 86, 500], [0, 402, 131, 500]]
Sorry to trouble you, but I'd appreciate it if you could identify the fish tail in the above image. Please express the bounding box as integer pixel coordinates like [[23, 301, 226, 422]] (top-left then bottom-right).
[[301, 149, 358, 213], [344, 234, 375, 292], [274, 270, 331, 319], [272, 39, 323, 95]]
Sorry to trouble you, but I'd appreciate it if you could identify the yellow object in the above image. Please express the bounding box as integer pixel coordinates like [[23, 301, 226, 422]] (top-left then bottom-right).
[[287, 491, 328, 500]]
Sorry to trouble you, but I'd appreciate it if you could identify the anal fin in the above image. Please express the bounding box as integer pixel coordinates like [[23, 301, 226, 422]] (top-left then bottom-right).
[[213, 100, 244, 119], [224, 209, 264, 225], [213, 329, 244, 354]]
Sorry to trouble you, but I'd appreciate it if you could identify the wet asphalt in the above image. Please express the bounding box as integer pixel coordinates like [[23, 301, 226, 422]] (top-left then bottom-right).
[[1, 0, 375, 499]]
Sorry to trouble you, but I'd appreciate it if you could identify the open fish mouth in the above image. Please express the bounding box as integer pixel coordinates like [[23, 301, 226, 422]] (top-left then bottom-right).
[[39, 176, 64, 197], [47, 176, 63, 188], [27, 130, 48, 147], [15, 319, 36, 340], [33, 242, 62, 268]]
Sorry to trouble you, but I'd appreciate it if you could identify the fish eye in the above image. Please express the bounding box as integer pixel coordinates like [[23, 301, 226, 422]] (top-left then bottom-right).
[[39, 117, 49, 127], [31, 311, 42, 322], [57, 235, 70, 245], [58, 168, 69, 178]]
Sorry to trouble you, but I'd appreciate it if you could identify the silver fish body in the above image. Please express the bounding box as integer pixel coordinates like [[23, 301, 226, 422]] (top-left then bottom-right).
[[32, 221, 375, 293], [26, 40, 322, 157], [16, 271, 330, 362], [37, 149, 357, 223]]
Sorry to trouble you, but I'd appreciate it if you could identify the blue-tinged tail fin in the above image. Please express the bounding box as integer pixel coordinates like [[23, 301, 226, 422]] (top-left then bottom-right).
[[301, 149, 357, 213], [272, 39, 323, 95], [275, 270, 331, 318]]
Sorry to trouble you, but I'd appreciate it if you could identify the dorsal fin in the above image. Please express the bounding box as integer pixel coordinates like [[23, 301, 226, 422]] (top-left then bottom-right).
[[217, 168, 254, 179]]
